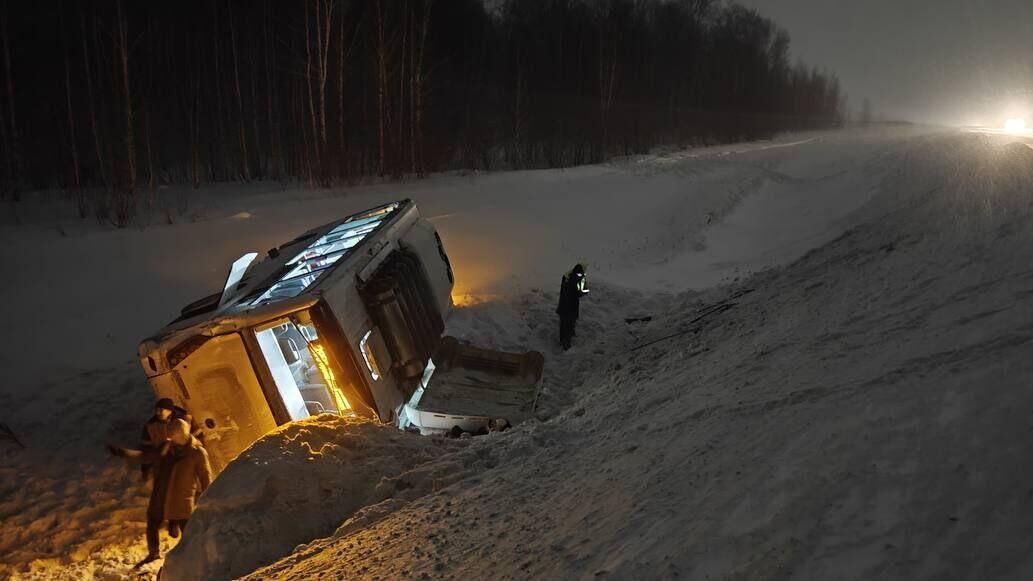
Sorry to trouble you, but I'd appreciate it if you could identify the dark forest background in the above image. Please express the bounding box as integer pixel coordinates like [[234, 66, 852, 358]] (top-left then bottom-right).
[[0, 0, 844, 224]]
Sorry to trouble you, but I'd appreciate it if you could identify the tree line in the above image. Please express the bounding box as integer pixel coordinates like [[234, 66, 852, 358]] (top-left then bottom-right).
[[0, 0, 845, 224]]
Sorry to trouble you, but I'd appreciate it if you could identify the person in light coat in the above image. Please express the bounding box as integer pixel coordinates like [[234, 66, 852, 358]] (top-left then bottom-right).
[[108, 418, 211, 563], [161, 418, 212, 538]]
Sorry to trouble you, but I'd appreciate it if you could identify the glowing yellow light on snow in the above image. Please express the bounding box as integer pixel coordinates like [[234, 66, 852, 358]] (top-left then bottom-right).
[[451, 293, 475, 307], [310, 343, 352, 413], [1003, 118, 1027, 134], [451, 293, 503, 307]]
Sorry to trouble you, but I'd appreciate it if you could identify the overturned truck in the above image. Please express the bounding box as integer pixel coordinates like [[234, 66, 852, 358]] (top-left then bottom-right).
[[138, 200, 544, 472]]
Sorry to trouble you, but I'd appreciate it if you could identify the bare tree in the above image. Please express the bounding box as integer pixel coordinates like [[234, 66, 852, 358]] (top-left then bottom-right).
[[263, 0, 280, 180], [115, 0, 136, 226], [596, 5, 618, 156], [60, 10, 82, 205], [79, 4, 105, 187], [304, 0, 321, 181], [337, 4, 360, 180], [0, 88, 9, 195], [210, 1, 227, 178], [4, 0, 846, 192], [226, 0, 250, 181], [301, 0, 338, 183], [317, 1, 334, 159], [375, 0, 387, 176], [191, 47, 203, 189], [143, 19, 154, 193], [513, 30, 525, 167], [337, 10, 347, 178], [247, 17, 263, 180], [1, 0, 21, 199], [411, 0, 432, 175], [398, 0, 408, 175]]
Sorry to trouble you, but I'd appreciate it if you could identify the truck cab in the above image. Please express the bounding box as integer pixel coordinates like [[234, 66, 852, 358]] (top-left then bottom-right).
[[138, 200, 543, 472]]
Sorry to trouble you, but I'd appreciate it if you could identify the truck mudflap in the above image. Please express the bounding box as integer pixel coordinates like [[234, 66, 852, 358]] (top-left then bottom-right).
[[403, 336, 545, 435]]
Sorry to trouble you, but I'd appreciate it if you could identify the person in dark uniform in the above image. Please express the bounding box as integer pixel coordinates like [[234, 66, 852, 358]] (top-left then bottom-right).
[[556, 263, 590, 350]]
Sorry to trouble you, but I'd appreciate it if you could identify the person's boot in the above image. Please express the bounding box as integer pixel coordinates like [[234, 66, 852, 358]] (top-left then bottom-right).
[[134, 552, 161, 568], [168, 521, 180, 538]]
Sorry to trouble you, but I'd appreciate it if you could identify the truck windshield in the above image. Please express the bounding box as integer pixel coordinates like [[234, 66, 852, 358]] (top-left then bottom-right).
[[251, 202, 399, 305], [254, 316, 354, 420]]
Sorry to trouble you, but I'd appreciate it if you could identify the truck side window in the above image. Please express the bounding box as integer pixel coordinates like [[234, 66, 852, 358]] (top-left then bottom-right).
[[255, 317, 354, 420]]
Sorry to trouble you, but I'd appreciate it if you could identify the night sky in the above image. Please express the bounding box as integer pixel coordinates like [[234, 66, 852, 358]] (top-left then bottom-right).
[[738, 0, 1033, 125]]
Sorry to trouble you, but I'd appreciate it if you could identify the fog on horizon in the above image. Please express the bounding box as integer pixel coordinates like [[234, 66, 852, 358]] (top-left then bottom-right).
[[738, 0, 1033, 126]]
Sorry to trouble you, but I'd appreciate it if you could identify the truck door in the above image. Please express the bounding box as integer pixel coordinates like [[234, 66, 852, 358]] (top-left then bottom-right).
[[156, 333, 278, 473], [252, 316, 357, 420]]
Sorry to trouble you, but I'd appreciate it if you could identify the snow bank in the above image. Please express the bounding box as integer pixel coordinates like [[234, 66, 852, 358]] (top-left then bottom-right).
[[159, 416, 457, 581]]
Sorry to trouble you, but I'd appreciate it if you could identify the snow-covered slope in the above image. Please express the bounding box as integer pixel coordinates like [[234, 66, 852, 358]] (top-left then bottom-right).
[[159, 416, 460, 581], [7, 126, 1031, 579], [236, 134, 1033, 580]]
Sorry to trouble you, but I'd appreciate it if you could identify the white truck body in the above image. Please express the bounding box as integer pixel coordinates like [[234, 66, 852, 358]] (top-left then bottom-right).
[[137, 200, 543, 472]]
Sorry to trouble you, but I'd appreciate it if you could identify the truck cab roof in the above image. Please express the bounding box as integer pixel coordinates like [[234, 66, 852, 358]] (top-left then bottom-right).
[[140, 200, 412, 367]]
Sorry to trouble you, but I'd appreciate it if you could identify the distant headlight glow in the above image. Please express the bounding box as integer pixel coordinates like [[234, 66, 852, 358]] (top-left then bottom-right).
[[1003, 118, 1027, 134]]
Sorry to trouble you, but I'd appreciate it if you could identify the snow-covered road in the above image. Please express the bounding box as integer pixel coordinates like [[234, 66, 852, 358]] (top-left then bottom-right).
[[604, 131, 895, 289]]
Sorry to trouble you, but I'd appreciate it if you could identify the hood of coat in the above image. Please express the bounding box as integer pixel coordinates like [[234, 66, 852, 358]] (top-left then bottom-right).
[[170, 435, 203, 457]]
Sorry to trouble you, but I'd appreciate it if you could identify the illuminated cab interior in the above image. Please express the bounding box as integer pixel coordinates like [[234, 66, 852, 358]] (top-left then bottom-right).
[[253, 314, 353, 420]]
